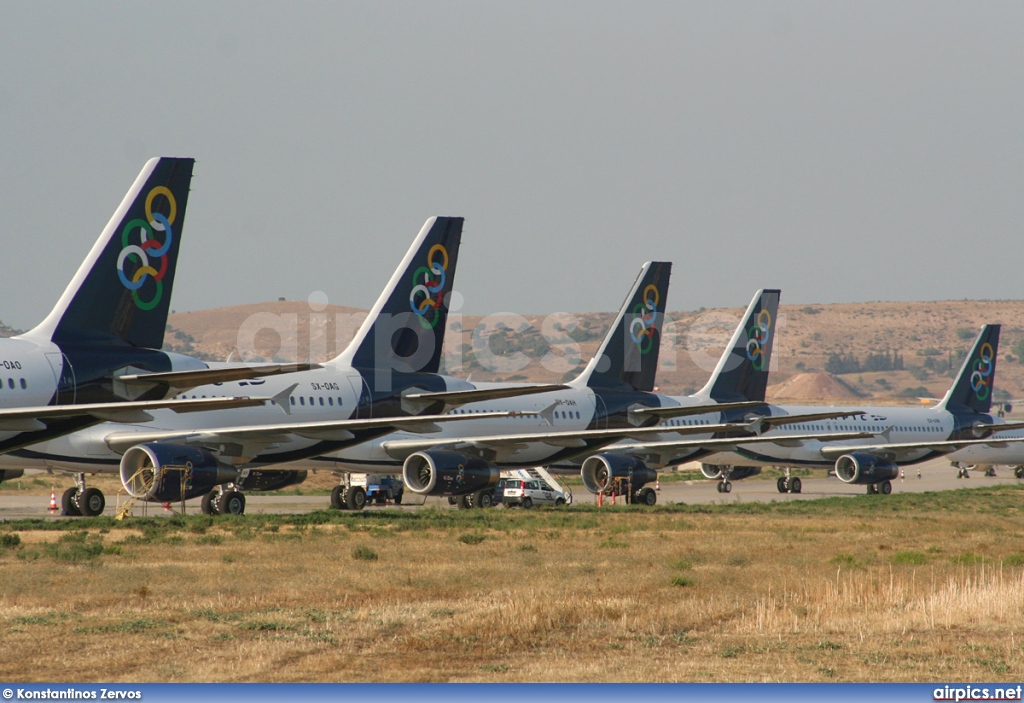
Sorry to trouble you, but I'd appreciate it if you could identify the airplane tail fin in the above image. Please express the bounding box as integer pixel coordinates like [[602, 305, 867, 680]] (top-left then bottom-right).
[[23, 157, 195, 349], [574, 261, 672, 392], [936, 324, 1000, 415], [337, 217, 464, 374], [695, 289, 781, 402]]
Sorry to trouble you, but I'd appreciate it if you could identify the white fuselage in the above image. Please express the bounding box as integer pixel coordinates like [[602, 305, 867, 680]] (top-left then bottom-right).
[[697, 404, 960, 468]]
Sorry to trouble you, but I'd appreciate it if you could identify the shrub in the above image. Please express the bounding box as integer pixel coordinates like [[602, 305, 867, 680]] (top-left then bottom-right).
[[352, 545, 378, 561]]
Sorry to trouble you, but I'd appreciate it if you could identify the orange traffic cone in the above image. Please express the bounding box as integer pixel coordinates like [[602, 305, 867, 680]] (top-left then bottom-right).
[[163, 502, 172, 512], [49, 489, 58, 513]]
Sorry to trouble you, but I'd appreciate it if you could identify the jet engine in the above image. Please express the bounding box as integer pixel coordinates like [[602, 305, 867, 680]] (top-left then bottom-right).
[[402, 450, 499, 496], [236, 470, 308, 492], [581, 454, 658, 495], [0, 469, 25, 483], [120, 443, 238, 502], [700, 464, 761, 480], [834, 453, 899, 485]]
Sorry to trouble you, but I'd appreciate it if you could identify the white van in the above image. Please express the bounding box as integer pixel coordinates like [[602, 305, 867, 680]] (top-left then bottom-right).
[[503, 478, 571, 508]]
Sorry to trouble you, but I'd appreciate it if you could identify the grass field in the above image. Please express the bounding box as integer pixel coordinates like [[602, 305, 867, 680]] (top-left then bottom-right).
[[1, 485, 1024, 682]]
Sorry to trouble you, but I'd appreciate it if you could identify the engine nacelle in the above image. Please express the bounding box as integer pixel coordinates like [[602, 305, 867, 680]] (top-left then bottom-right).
[[0, 469, 25, 483], [236, 470, 308, 492], [699, 464, 762, 481], [700, 463, 725, 479], [581, 454, 658, 495], [834, 453, 899, 485], [402, 451, 499, 496], [120, 443, 238, 502]]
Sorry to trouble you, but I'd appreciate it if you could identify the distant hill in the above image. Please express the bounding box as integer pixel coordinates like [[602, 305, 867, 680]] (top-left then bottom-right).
[[156, 298, 1024, 404]]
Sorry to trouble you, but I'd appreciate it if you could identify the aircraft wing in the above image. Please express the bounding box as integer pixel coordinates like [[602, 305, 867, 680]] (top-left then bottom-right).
[[750, 410, 868, 431], [628, 400, 768, 419], [817, 435, 1024, 462], [605, 431, 877, 466], [0, 396, 272, 432], [380, 422, 757, 462], [101, 409, 541, 456], [115, 362, 322, 393], [401, 384, 570, 409]]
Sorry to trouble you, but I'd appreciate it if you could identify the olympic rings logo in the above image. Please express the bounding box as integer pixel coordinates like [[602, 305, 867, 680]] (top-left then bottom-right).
[[629, 284, 660, 354], [409, 244, 449, 329], [745, 309, 772, 371], [970, 342, 995, 400], [116, 186, 177, 311]]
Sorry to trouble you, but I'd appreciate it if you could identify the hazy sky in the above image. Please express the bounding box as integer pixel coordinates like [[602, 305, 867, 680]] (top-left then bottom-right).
[[2, 2, 1023, 330]]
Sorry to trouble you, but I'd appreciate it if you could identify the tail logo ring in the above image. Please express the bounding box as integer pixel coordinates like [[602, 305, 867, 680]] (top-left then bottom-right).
[[745, 310, 772, 371], [116, 186, 176, 311], [409, 244, 449, 329], [629, 285, 660, 354], [970, 342, 995, 401]]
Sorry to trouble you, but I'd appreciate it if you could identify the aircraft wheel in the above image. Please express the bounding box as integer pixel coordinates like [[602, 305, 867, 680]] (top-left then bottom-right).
[[776, 477, 788, 493], [963, 471, 969, 479], [473, 490, 494, 509], [723, 481, 732, 494], [447, 496, 457, 505], [790, 477, 802, 494], [986, 468, 997, 477], [456, 495, 471, 510], [201, 491, 217, 515], [866, 484, 877, 495], [1015, 466, 1024, 479], [61, 487, 82, 516], [880, 481, 892, 495], [522, 497, 533, 509], [217, 490, 246, 515], [345, 486, 366, 511], [330, 485, 346, 510], [79, 488, 105, 517], [638, 487, 657, 506]]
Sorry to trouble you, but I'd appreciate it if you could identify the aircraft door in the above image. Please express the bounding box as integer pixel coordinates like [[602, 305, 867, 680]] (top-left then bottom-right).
[[346, 375, 371, 419], [592, 394, 608, 430], [45, 352, 75, 405]]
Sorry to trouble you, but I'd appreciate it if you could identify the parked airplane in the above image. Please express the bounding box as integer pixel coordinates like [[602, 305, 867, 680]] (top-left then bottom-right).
[[0, 157, 305, 514], [4, 216, 565, 515], [309, 282, 872, 508], [603, 324, 1024, 496]]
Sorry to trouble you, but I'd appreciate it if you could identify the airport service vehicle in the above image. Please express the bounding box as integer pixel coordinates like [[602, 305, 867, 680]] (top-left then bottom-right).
[[0, 157, 309, 515], [358, 474, 404, 505], [4, 216, 562, 516], [503, 478, 570, 508]]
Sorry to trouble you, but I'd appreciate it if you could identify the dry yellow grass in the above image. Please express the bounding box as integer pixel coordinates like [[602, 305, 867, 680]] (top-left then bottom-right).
[[1, 486, 1024, 682]]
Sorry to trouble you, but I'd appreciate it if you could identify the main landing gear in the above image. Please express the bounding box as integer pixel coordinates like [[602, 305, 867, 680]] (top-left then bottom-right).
[[775, 469, 802, 494], [865, 481, 892, 495], [200, 485, 247, 515], [61, 473, 106, 517], [455, 489, 496, 509], [329, 474, 367, 511]]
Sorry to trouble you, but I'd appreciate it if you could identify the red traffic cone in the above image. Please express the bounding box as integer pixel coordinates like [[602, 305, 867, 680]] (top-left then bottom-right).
[[163, 502, 172, 512], [49, 489, 58, 512]]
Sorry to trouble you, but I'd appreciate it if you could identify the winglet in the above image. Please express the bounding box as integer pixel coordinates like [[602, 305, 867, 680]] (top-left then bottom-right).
[[272, 383, 298, 415]]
